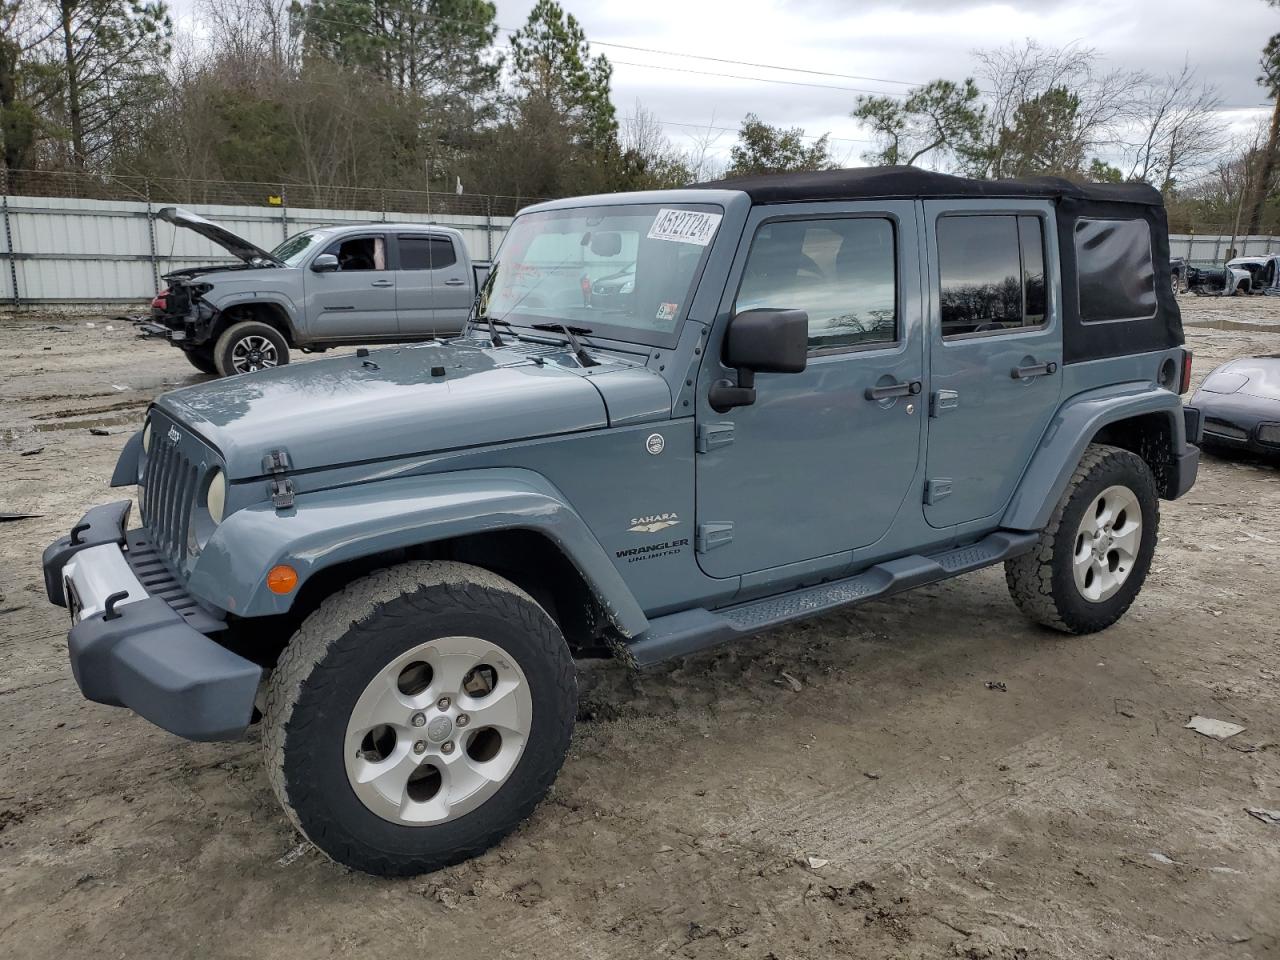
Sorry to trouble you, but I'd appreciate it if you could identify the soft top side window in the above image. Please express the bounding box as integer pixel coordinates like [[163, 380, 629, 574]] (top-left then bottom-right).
[[937, 214, 1046, 339], [1074, 218, 1156, 323], [735, 216, 898, 353]]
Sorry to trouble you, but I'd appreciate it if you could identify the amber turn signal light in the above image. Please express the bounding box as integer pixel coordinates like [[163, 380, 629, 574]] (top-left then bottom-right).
[[267, 564, 299, 594]]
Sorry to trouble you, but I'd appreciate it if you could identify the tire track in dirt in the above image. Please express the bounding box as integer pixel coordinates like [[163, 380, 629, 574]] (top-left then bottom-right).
[[495, 732, 1085, 959]]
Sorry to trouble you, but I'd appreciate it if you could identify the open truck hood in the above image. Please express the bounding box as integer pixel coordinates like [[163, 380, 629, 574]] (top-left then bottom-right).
[[156, 207, 283, 266]]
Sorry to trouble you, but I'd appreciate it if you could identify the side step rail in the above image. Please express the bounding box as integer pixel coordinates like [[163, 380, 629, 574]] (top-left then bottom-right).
[[624, 530, 1038, 668]]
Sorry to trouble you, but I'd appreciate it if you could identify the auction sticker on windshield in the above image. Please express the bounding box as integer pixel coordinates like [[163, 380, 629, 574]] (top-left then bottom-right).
[[647, 209, 722, 246]]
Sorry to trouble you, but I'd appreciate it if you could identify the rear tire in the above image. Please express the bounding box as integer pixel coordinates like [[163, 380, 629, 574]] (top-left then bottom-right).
[[263, 561, 577, 877], [1005, 444, 1159, 634], [182, 346, 217, 375], [213, 320, 289, 377]]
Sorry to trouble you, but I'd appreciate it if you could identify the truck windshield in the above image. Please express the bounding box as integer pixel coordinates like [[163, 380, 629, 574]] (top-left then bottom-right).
[[272, 231, 325, 266], [480, 203, 723, 346]]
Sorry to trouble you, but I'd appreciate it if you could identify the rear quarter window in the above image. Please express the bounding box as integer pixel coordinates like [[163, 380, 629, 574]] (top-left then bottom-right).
[[1075, 218, 1157, 323]]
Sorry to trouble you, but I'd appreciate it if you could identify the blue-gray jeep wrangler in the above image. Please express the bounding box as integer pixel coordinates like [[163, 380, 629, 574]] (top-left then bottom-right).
[[42, 167, 1201, 876]]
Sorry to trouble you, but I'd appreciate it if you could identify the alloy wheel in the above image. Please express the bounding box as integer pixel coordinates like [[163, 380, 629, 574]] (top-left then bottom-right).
[[343, 635, 533, 826], [230, 335, 279, 373], [1072, 484, 1143, 602]]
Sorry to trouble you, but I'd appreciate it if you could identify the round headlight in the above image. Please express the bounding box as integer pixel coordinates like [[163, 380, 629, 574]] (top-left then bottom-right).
[[142, 421, 152, 453], [206, 469, 226, 525]]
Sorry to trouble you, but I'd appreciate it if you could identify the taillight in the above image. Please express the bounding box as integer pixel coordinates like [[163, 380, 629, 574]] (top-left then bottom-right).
[[1179, 350, 1193, 395], [151, 288, 169, 310]]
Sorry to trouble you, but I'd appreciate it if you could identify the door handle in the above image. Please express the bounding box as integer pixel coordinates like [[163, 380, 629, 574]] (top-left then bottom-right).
[[864, 379, 922, 401], [370, 279, 394, 288], [443, 278, 467, 286], [1011, 360, 1058, 380]]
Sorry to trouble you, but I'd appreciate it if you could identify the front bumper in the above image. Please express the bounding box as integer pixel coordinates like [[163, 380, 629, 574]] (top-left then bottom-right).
[[43, 501, 260, 742]]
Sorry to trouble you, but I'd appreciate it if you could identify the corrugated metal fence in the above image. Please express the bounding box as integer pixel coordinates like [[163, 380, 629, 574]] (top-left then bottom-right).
[[1168, 234, 1280, 264], [0, 170, 534, 308], [2, 167, 1277, 308]]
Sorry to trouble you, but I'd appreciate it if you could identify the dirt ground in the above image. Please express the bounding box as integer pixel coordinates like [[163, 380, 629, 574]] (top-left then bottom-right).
[[1, 300, 1277, 960]]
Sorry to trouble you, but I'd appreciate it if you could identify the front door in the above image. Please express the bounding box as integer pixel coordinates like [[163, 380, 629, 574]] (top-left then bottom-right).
[[305, 232, 398, 339], [922, 201, 1063, 528], [394, 234, 472, 336], [695, 202, 925, 579]]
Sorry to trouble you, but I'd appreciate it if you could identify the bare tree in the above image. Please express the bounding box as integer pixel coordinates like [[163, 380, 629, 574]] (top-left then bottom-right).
[[682, 112, 726, 183], [971, 39, 1147, 179], [1125, 62, 1224, 190]]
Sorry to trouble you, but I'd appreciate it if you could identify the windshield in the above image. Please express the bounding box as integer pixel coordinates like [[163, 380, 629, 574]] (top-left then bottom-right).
[[479, 203, 722, 346], [272, 231, 326, 267]]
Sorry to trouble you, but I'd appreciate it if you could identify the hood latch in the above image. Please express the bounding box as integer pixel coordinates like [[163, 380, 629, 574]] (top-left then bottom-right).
[[263, 448, 295, 510]]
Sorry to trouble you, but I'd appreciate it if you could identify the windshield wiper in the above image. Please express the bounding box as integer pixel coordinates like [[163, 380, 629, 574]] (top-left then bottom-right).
[[474, 313, 519, 347], [530, 322, 598, 367]]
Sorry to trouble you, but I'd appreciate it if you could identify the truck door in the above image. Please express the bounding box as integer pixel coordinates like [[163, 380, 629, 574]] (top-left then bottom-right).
[[394, 234, 472, 337], [921, 201, 1063, 528], [305, 232, 398, 339], [695, 202, 925, 579]]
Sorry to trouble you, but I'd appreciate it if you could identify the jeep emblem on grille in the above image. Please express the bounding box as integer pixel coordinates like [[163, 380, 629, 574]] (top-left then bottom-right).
[[167, 426, 180, 444]]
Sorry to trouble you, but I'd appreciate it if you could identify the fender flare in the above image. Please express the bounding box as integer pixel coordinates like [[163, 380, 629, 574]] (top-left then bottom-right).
[[185, 468, 650, 636], [207, 292, 302, 342], [1002, 383, 1187, 532], [110, 430, 143, 487]]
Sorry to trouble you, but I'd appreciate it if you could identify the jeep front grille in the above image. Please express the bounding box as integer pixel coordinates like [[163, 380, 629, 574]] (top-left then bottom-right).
[[140, 433, 199, 565]]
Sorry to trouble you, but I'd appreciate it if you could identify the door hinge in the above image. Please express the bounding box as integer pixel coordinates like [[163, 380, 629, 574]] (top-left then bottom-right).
[[696, 521, 734, 553], [262, 449, 292, 473], [930, 389, 959, 418], [924, 479, 953, 505], [696, 421, 735, 453], [263, 448, 294, 509]]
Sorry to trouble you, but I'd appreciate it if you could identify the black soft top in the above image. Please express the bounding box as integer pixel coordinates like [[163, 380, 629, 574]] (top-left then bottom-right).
[[696, 166, 1181, 365], [696, 166, 1163, 207]]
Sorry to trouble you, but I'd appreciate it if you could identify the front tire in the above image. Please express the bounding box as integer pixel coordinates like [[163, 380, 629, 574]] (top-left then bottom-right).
[[213, 320, 289, 376], [1005, 444, 1159, 634], [263, 561, 577, 877]]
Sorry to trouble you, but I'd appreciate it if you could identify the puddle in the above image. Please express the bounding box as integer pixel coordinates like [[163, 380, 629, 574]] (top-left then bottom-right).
[[1184, 318, 1280, 333], [1, 411, 139, 441]]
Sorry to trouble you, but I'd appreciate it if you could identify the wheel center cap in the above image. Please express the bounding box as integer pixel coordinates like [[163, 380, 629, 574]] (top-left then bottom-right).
[[425, 715, 453, 743]]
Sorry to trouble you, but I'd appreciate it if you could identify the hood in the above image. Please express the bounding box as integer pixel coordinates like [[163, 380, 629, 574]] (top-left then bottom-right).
[[154, 341, 667, 479], [157, 207, 282, 266], [1196, 357, 1280, 403]]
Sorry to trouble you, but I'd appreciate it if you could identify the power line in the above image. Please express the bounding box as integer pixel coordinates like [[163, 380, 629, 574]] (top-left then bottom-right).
[[608, 58, 908, 98], [295, 7, 928, 96], [621, 115, 873, 146]]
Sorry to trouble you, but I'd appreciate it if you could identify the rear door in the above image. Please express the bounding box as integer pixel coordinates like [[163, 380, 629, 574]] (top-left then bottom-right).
[[921, 201, 1063, 528], [304, 232, 398, 339], [394, 234, 472, 337]]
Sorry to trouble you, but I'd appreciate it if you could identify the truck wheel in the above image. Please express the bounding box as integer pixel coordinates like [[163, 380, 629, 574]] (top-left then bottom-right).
[[182, 346, 217, 375], [263, 561, 577, 877], [214, 320, 289, 376], [1004, 444, 1158, 634]]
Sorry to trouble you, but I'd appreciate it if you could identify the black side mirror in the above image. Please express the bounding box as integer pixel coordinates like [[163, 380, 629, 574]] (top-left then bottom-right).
[[709, 308, 808, 413], [311, 253, 339, 273]]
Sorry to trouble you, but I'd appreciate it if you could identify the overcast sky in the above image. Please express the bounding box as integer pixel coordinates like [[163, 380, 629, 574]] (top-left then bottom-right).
[[490, 0, 1274, 167], [171, 0, 1273, 169]]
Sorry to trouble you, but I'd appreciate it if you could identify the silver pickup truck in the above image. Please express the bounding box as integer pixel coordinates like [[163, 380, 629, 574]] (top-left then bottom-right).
[[143, 208, 491, 376]]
